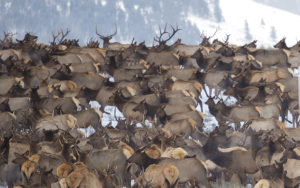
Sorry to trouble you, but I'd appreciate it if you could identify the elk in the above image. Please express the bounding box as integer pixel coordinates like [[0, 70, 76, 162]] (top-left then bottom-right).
[[72, 108, 102, 129], [128, 144, 162, 170], [163, 118, 199, 137], [35, 114, 77, 135], [37, 97, 80, 115], [255, 104, 281, 119], [159, 157, 211, 188], [86, 145, 134, 187], [96, 26, 118, 49], [167, 79, 203, 99], [19, 151, 65, 185], [165, 68, 197, 81], [282, 158, 300, 187], [43, 80, 78, 98], [168, 110, 205, 123], [136, 163, 179, 188], [197, 70, 232, 98], [191, 49, 220, 71], [146, 51, 180, 66], [56, 162, 103, 188], [161, 147, 188, 159], [65, 163, 104, 188], [0, 31, 15, 49], [203, 127, 262, 184], [248, 118, 286, 132], [178, 52, 200, 69], [254, 178, 284, 188], [224, 85, 259, 103], [0, 76, 24, 96], [2, 138, 30, 187], [245, 68, 293, 85], [153, 24, 181, 49], [274, 38, 289, 50], [70, 72, 106, 91], [68, 61, 99, 73], [206, 98, 260, 128], [0, 112, 16, 137], [163, 104, 196, 116], [51, 29, 71, 47], [249, 48, 290, 68]]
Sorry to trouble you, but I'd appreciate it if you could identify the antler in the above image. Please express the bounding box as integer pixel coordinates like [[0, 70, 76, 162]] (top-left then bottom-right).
[[51, 29, 70, 46], [153, 24, 181, 46], [0, 31, 15, 48], [2, 31, 14, 42], [201, 29, 218, 46], [223, 34, 230, 44], [96, 25, 117, 39], [51, 31, 61, 45]]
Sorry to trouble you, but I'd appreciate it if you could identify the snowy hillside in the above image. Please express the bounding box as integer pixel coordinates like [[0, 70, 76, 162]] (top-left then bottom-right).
[[188, 0, 300, 47], [1, 0, 300, 47]]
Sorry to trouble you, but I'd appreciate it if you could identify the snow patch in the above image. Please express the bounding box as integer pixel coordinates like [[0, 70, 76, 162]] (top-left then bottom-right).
[[116, 1, 126, 12], [5, 2, 11, 10], [101, 0, 107, 6], [188, 0, 300, 47], [56, 4, 62, 12]]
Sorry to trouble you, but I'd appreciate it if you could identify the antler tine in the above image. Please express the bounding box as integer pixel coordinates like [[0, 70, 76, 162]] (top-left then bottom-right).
[[154, 24, 181, 46], [108, 24, 118, 38], [223, 34, 230, 44], [162, 24, 168, 34], [154, 24, 167, 43], [95, 26, 103, 38], [165, 24, 181, 43], [96, 25, 117, 39], [209, 28, 218, 40], [3, 32, 10, 40], [153, 26, 161, 43], [59, 28, 70, 44], [51, 30, 62, 45]]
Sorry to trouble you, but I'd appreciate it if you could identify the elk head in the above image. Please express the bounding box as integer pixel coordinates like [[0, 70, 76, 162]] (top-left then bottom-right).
[[274, 38, 289, 49], [96, 25, 117, 48], [153, 24, 181, 49]]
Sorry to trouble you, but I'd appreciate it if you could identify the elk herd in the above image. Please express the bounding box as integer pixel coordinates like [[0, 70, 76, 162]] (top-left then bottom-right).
[[0, 26, 300, 188]]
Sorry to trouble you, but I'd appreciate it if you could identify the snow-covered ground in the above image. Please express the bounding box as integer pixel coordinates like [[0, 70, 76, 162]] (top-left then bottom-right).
[[188, 0, 300, 48]]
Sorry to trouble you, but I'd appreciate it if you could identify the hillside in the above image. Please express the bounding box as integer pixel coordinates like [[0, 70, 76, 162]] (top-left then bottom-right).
[[1, 0, 300, 47]]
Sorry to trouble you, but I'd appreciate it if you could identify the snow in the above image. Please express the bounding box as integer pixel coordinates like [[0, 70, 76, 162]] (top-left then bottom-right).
[[187, 0, 300, 48], [4, 2, 11, 10], [100, 0, 107, 6]]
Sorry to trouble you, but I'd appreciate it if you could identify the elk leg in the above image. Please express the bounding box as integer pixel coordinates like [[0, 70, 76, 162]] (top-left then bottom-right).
[[293, 114, 296, 128], [209, 87, 213, 98], [215, 88, 221, 98], [224, 95, 231, 102], [197, 97, 204, 112], [235, 122, 241, 131], [202, 85, 209, 98]]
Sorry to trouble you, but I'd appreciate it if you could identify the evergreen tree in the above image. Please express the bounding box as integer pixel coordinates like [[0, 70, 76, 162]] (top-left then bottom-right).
[[260, 18, 265, 26], [244, 20, 252, 41], [214, 0, 224, 22], [270, 26, 277, 42]]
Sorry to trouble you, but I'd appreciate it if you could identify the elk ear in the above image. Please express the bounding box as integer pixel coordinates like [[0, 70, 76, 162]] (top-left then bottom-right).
[[145, 144, 161, 159], [12, 151, 29, 165]]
